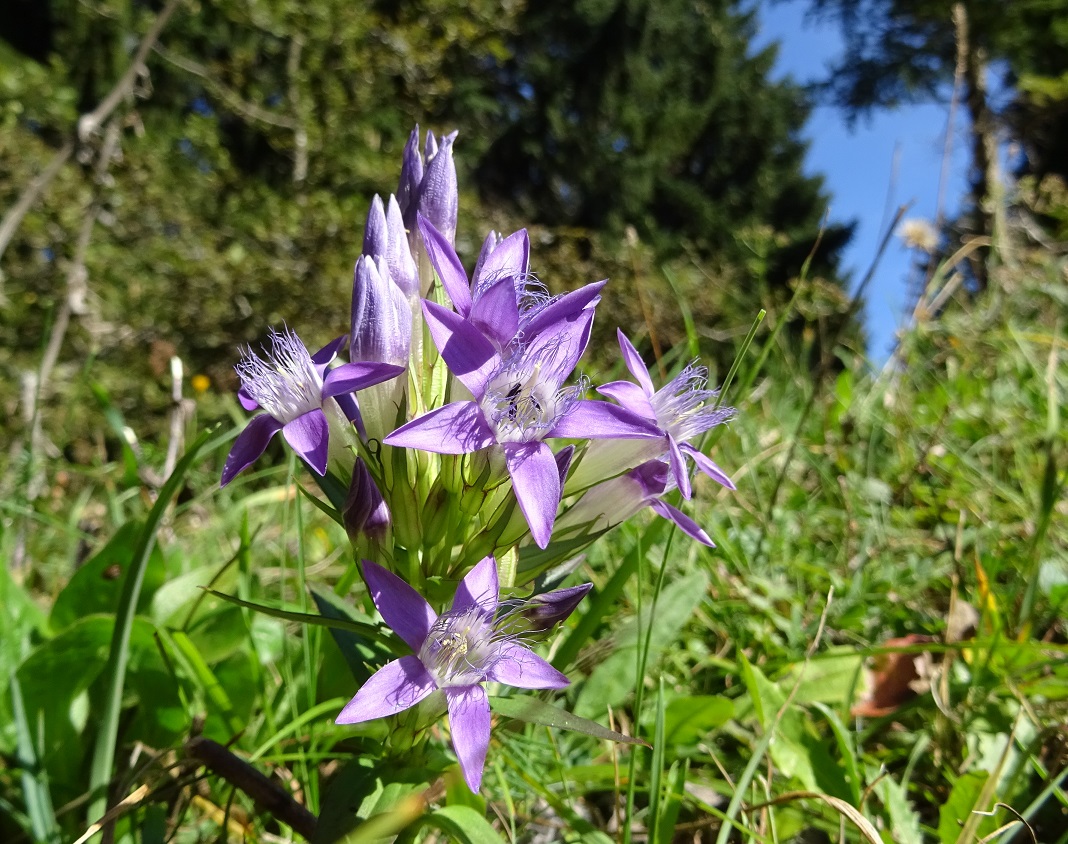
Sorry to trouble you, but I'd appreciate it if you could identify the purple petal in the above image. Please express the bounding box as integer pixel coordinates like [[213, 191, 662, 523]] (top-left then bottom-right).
[[470, 278, 520, 348], [451, 555, 499, 615], [503, 442, 561, 549], [616, 329, 656, 396], [648, 498, 715, 547], [421, 299, 499, 397], [221, 413, 283, 486], [548, 400, 662, 440], [237, 386, 259, 411], [522, 308, 595, 387], [518, 583, 593, 633], [351, 255, 411, 365], [680, 443, 736, 490], [445, 685, 491, 793], [384, 401, 496, 454], [597, 380, 657, 419], [521, 280, 606, 339], [282, 410, 330, 475], [667, 435, 692, 500], [473, 228, 528, 291], [311, 334, 347, 374], [471, 231, 499, 287], [321, 360, 405, 398], [362, 559, 437, 651], [554, 445, 575, 484], [335, 656, 436, 724], [418, 214, 470, 315], [488, 643, 570, 689]]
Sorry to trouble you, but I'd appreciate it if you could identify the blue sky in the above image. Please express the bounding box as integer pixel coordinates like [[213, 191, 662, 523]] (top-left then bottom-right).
[[754, 1, 971, 360]]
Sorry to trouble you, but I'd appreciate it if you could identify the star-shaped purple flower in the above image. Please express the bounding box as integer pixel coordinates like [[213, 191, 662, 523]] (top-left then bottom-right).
[[383, 300, 659, 548], [336, 556, 581, 793], [221, 328, 404, 485], [597, 329, 736, 499]]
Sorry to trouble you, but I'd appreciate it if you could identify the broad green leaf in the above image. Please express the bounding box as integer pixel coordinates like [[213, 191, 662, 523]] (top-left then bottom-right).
[[937, 771, 992, 844], [417, 805, 504, 843], [874, 773, 923, 844], [660, 695, 734, 747], [50, 521, 166, 632]]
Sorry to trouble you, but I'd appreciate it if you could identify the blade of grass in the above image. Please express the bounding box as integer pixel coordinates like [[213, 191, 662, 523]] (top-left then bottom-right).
[[10, 671, 60, 844], [86, 429, 217, 836]]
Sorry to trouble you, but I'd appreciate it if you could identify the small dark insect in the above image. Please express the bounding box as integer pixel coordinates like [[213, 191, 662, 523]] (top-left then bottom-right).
[[102, 563, 122, 580]]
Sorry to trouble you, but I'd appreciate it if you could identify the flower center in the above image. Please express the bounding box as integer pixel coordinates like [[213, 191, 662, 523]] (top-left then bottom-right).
[[482, 364, 565, 443], [419, 607, 501, 688], [236, 329, 323, 423]]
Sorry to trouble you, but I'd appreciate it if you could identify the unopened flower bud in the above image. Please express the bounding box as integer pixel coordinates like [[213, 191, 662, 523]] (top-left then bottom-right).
[[343, 458, 390, 540], [351, 255, 411, 366]]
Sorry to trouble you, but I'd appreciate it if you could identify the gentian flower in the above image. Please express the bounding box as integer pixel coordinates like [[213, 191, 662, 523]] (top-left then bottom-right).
[[557, 459, 716, 546], [221, 328, 404, 485], [418, 214, 605, 353], [569, 329, 736, 496], [336, 556, 582, 792], [383, 301, 659, 548]]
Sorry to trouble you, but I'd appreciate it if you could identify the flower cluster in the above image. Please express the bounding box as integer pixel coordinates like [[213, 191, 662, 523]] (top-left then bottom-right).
[[222, 126, 736, 792]]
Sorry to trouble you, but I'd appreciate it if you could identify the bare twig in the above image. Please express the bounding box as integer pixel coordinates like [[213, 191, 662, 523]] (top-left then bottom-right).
[[0, 0, 184, 272], [77, 0, 184, 142], [184, 737, 318, 841], [0, 140, 75, 270], [151, 45, 299, 130]]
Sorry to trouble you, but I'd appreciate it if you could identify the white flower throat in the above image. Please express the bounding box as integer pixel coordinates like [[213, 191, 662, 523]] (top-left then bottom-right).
[[482, 363, 561, 443], [419, 607, 504, 688]]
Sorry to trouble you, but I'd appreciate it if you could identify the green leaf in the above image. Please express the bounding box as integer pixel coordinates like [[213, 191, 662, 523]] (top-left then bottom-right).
[[417, 805, 505, 843], [937, 771, 991, 844], [310, 585, 398, 685], [50, 521, 166, 632], [87, 430, 218, 831], [490, 695, 649, 746], [205, 588, 398, 649], [660, 695, 734, 747]]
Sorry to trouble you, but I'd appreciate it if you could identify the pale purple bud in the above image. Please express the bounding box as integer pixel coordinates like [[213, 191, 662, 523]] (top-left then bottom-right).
[[513, 583, 593, 635], [396, 126, 424, 217], [416, 130, 458, 245], [362, 195, 388, 257], [385, 195, 418, 298], [351, 255, 411, 365], [343, 458, 390, 540]]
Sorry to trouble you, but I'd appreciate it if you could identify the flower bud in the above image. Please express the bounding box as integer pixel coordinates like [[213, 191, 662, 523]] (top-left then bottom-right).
[[343, 458, 390, 540], [351, 255, 411, 366], [512, 583, 593, 635]]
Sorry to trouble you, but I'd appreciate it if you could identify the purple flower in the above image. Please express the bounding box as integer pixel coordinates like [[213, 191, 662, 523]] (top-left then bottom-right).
[[221, 328, 404, 485], [383, 300, 659, 548], [575, 329, 736, 498], [558, 460, 716, 546], [336, 556, 582, 792], [419, 214, 605, 353]]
